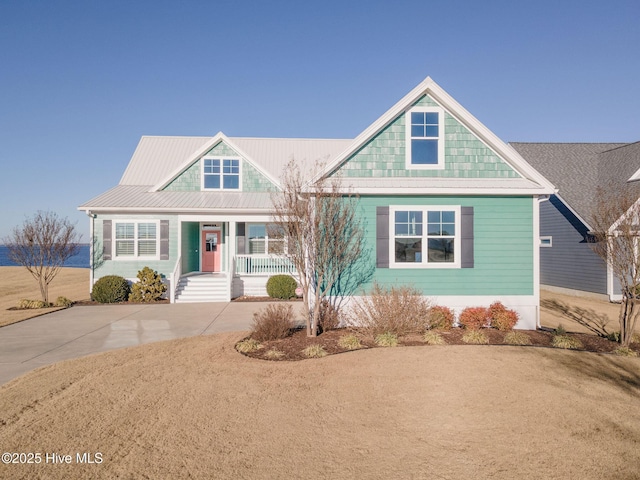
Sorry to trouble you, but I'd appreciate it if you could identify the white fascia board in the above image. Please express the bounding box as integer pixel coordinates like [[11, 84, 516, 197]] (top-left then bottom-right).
[[313, 76, 556, 195], [150, 132, 282, 192], [608, 197, 640, 233], [83, 206, 272, 215], [220, 138, 282, 189], [150, 132, 226, 192], [311, 77, 435, 185], [332, 187, 551, 195]]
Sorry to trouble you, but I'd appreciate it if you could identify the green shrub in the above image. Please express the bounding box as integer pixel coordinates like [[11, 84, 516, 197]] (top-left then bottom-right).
[[348, 283, 431, 337], [462, 330, 489, 345], [428, 305, 454, 330], [503, 331, 532, 346], [338, 333, 362, 350], [53, 296, 73, 307], [129, 267, 167, 303], [251, 304, 295, 341], [487, 302, 519, 331], [236, 338, 263, 353], [266, 275, 297, 300], [459, 307, 488, 330], [375, 332, 399, 347], [423, 331, 446, 345], [92, 275, 130, 303], [303, 344, 327, 358]]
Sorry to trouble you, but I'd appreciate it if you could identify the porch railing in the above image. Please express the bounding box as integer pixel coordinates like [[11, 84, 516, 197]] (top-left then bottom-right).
[[234, 255, 296, 276], [170, 254, 182, 303]]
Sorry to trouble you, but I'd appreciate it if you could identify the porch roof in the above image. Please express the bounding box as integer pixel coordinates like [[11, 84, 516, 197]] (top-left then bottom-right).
[[79, 185, 273, 212]]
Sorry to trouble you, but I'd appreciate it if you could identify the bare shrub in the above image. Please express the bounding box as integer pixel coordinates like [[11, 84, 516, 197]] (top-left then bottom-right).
[[317, 299, 340, 333], [348, 283, 431, 337], [428, 306, 454, 330], [459, 307, 488, 330], [53, 296, 73, 307], [251, 304, 295, 342]]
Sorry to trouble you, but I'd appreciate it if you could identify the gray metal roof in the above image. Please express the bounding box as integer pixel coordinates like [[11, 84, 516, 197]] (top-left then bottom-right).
[[510, 142, 640, 224], [79, 185, 273, 212]]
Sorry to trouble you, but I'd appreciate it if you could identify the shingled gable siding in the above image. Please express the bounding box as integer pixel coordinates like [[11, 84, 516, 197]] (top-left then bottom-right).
[[333, 94, 519, 179], [92, 215, 179, 281], [163, 141, 277, 192], [539, 196, 608, 295], [357, 195, 534, 296]]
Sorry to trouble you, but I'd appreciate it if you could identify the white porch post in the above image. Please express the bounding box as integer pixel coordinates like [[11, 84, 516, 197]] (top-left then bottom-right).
[[227, 221, 236, 301]]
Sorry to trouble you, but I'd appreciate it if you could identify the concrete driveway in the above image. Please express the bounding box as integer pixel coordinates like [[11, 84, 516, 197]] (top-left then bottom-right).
[[0, 301, 274, 386]]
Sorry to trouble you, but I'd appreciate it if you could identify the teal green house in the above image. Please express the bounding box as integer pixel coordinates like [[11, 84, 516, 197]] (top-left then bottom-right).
[[79, 77, 555, 329]]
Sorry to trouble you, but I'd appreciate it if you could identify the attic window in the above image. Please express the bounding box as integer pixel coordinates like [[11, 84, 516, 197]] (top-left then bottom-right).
[[406, 106, 445, 170], [203, 157, 241, 190]]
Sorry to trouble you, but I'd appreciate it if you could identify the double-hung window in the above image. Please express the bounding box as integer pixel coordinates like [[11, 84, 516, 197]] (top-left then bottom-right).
[[203, 157, 240, 190], [391, 206, 460, 268], [114, 221, 159, 258], [406, 106, 445, 169], [247, 223, 286, 255]]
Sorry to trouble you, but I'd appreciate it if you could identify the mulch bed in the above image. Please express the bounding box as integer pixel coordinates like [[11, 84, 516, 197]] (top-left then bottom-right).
[[239, 327, 639, 361], [232, 296, 303, 302]]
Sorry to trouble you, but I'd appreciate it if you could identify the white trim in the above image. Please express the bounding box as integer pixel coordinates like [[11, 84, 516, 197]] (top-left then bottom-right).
[[389, 205, 461, 269], [540, 236, 552, 247], [533, 196, 546, 328], [112, 220, 161, 260], [554, 193, 593, 232], [332, 186, 549, 195], [201, 156, 242, 191], [150, 132, 282, 192], [405, 106, 445, 170]]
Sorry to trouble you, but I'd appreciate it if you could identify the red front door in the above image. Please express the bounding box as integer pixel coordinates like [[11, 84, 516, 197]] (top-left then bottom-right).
[[202, 230, 221, 272]]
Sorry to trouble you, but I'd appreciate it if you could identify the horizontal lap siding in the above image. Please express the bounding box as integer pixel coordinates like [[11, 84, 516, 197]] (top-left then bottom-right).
[[357, 195, 534, 295], [540, 196, 607, 295], [93, 214, 179, 281]]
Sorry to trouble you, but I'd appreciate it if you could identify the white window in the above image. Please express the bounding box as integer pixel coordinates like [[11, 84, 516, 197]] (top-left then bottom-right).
[[114, 221, 159, 258], [405, 106, 445, 169], [203, 157, 241, 190], [247, 223, 286, 255], [540, 236, 552, 247], [390, 206, 460, 268]]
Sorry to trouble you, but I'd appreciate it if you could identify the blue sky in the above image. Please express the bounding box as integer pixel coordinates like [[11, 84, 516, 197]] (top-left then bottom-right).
[[1, 0, 638, 241]]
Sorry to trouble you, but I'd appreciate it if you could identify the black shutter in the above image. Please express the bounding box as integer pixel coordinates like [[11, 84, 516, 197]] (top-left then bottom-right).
[[160, 220, 170, 260], [237, 222, 246, 254], [103, 220, 112, 261], [461, 207, 474, 268], [376, 206, 389, 268]]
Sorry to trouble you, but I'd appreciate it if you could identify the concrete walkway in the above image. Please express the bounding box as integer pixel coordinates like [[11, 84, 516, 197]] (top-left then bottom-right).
[[0, 301, 276, 386]]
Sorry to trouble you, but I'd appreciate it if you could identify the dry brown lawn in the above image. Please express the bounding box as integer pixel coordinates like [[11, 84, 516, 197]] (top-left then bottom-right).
[[0, 267, 89, 327], [1, 332, 639, 479]]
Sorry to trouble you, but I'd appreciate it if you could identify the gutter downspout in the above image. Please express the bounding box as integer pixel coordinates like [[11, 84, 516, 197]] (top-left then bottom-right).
[[86, 210, 95, 297]]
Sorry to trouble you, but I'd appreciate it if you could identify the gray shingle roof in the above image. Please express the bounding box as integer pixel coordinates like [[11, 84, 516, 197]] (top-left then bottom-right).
[[509, 142, 640, 225]]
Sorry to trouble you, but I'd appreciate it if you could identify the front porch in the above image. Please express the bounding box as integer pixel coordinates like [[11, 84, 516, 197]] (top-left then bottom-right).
[[170, 218, 296, 302]]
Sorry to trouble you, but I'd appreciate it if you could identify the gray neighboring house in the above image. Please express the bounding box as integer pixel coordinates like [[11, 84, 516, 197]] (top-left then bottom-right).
[[511, 142, 640, 301]]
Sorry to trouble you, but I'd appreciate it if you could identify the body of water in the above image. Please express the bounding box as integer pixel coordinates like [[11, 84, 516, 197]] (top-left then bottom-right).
[[0, 245, 90, 268]]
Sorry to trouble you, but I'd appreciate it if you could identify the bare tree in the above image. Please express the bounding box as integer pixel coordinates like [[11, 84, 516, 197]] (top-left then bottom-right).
[[589, 185, 640, 347], [271, 160, 366, 337], [3, 211, 80, 304]]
